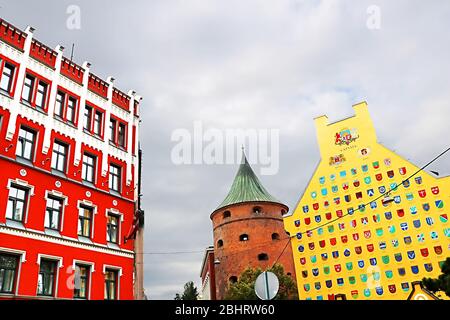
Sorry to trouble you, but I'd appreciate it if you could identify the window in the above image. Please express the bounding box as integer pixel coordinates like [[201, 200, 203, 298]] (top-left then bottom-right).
[[66, 97, 77, 124], [271, 233, 280, 240], [83, 105, 92, 131], [93, 110, 103, 136], [239, 234, 249, 241], [253, 206, 262, 214], [45, 197, 63, 231], [21, 74, 34, 103], [35, 80, 48, 110], [217, 239, 223, 248], [16, 127, 36, 161], [258, 253, 269, 261], [74, 264, 90, 299], [109, 118, 127, 148], [109, 164, 121, 192], [6, 185, 28, 222], [106, 214, 120, 243], [109, 119, 117, 143], [104, 269, 118, 300], [82, 153, 96, 183], [51, 141, 68, 173], [281, 209, 286, 216], [55, 90, 78, 125], [229, 276, 237, 284], [223, 211, 231, 219], [37, 259, 57, 296], [0, 62, 15, 94], [54, 91, 65, 118], [0, 254, 19, 294], [78, 206, 93, 238], [118, 123, 126, 148]]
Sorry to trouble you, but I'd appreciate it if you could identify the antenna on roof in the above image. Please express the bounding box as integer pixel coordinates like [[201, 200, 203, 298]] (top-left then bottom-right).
[[430, 170, 439, 176], [70, 43, 75, 61]]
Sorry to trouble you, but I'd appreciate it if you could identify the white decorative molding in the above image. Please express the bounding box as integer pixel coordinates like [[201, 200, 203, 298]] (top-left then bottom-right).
[[0, 225, 134, 259], [37, 253, 64, 268], [0, 246, 27, 262]]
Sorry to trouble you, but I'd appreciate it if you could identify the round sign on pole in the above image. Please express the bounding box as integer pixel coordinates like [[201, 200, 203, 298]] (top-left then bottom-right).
[[255, 271, 279, 300]]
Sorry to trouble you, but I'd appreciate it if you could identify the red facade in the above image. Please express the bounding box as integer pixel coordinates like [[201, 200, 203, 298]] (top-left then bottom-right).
[[0, 18, 143, 300]]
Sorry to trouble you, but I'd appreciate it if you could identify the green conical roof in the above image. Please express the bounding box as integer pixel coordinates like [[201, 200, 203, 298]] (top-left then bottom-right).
[[215, 152, 285, 212]]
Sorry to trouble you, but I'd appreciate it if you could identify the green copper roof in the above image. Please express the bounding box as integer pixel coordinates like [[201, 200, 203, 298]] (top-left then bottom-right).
[[215, 152, 284, 211]]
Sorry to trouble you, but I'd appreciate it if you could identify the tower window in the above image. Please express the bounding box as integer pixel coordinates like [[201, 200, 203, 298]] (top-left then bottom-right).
[[223, 210, 231, 219], [258, 253, 269, 261], [229, 276, 237, 284], [253, 206, 262, 214], [281, 209, 286, 216], [239, 234, 249, 241], [272, 233, 280, 240], [217, 239, 223, 248]]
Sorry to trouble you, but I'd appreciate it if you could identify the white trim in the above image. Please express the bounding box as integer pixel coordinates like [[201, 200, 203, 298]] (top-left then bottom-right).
[[0, 247, 26, 296], [6, 178, 34, 224], [36, 253, 63, 268], [0, 226, 134, 258], [102, 264, 122, 300], [102, 264, 123, 276], [44, 190, 68, 232], [0, 247, 26, 262], [72, 259, 95, 300], [77, 200, 98, 239], [106, 209, 123, 245], [36, 254, 63, 298]]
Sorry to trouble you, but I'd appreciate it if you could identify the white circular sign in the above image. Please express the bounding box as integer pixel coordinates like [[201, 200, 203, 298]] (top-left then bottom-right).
[[113, 200, 118, 206], [86, 191, 91, 198], [55, 181, 61, 188], [255, 271, 279, 300], [20, 169, 27, 177]]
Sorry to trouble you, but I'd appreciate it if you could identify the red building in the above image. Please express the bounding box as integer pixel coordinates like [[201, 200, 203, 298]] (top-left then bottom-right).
[[0, 18, 144, 300]]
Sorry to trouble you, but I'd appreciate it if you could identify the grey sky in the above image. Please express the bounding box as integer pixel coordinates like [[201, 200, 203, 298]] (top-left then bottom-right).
[[4, 0, 450, 299]]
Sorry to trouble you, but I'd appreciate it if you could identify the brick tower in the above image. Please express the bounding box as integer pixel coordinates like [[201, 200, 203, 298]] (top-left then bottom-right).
[[209, 152, 296, 300]]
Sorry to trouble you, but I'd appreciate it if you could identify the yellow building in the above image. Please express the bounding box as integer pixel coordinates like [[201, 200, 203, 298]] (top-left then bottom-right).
[[284, 102, 450, 300]]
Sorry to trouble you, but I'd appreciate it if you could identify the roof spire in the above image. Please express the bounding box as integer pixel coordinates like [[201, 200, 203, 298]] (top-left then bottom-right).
[[214, 150, 284, 211]]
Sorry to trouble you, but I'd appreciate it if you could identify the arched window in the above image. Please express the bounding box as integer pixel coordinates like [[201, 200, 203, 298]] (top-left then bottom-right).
[[272, 233, 280, 240], [217, 239, 223, 248], [229, 276, 238, 284], [287, 272, 292, 277], [239, 234, 249, 241], [223, 210, 231, 219], [281, 209, 286, 216], [253, 206, 262, 214], [258, 253, 269, 261]]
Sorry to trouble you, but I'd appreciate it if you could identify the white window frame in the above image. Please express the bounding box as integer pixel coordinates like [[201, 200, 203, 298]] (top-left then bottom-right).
[[77, 200, 98, 239], [72, 259, 95, 300], [36, 254, 63, 298], [44, 190, 68, 232], [105, 208, 123, 245], [102, 264, 122, 300], [6, 178, 35, 224], [0, 247, 26, 296]]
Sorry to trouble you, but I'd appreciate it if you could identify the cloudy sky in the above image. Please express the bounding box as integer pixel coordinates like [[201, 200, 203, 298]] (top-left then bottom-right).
[[4, 0, 450, 299]]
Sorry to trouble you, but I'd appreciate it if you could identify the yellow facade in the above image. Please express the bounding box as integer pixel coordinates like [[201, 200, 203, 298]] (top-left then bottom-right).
[[284, 102, 450, 300]]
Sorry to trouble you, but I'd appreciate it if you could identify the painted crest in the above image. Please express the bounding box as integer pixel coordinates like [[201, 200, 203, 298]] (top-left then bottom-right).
[[329, 154, 346, 166], [335, 128, 359, 146]]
